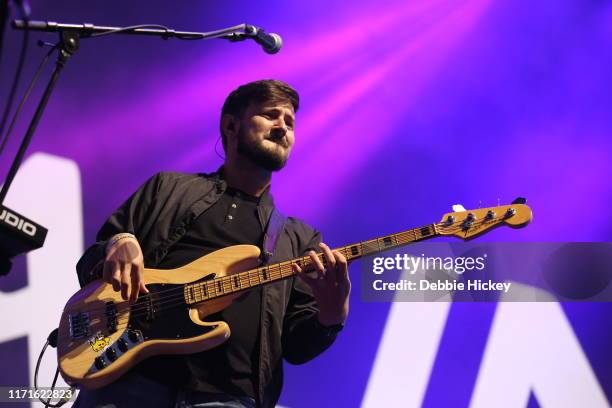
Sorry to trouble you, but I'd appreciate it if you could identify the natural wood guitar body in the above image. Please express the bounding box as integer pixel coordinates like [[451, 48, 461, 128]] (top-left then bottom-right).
[[58, 245, 261, 390]]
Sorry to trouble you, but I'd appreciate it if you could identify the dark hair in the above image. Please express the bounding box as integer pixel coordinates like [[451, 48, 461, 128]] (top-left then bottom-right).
[[220, 79, 299, 151]]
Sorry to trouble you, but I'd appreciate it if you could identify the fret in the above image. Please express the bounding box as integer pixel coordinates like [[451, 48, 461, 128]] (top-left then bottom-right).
[[241, 271, 250, 289], [298, 256, 309, 272], [208, 280, 216, 298], [223, 276, 233, 293], [276, 263, 283, 279], [269, 264, 276, 280], [404, 230, 414, 243], [191, 285, 198, 303], [341, 246, 350, 261], [362, 240, 378, 255], [193, 285, 201, 303], [287, 262, 295, 277], [369, 239, 379, 253], [186, 285, 194, 304], [280, 263, 289, 278], [267, 265, 275, 280], [289, 262, 295, 277]]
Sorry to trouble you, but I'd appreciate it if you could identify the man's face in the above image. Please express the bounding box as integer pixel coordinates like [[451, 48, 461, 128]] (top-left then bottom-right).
[[234, 101, 295, 171]]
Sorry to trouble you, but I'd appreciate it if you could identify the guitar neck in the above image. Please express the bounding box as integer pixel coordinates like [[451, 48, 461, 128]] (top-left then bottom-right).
[[184, 223, 439, 305]]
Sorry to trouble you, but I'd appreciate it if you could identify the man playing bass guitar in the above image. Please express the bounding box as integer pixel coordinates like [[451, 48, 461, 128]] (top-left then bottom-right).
[[73, 80, 351, 408]]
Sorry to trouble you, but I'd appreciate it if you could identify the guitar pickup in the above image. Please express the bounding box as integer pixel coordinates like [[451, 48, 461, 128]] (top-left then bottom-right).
[[68, 312, 90, 339], [105, 301, 118, 333], [144, 294, 155, 321]]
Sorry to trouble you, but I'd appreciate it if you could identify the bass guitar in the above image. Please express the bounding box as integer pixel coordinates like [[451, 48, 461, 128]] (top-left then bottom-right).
[[57, 199, 532, 389]]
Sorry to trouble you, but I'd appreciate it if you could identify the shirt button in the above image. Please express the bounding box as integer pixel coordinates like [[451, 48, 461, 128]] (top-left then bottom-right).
[[231, 203, 237, 208]]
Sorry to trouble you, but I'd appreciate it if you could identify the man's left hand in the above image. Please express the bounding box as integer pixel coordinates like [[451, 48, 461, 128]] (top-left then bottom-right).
[[293, 242, 351, 327]]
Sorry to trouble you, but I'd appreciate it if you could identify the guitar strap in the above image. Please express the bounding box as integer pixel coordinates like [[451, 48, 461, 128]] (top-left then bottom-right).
[[262, 208, 287, 264]]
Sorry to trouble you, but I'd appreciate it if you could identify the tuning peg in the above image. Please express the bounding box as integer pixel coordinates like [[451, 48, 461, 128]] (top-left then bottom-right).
[[452, 204, 466, 212], [512, 197, 527, 204]]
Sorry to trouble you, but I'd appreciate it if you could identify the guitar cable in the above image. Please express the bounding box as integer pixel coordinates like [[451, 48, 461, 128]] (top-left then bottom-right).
[[34, 328, 75, 407]]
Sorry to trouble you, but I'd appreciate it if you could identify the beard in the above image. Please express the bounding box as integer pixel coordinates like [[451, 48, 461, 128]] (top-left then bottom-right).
[[236, 128, 290, 172]]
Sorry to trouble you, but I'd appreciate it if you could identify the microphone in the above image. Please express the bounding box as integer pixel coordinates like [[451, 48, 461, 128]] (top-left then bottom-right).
[[252, 26, 282, 54], [232, 24, 282, 54]]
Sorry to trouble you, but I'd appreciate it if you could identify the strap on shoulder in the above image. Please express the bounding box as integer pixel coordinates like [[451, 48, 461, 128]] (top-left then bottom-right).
[[262, 208, 287, 263]]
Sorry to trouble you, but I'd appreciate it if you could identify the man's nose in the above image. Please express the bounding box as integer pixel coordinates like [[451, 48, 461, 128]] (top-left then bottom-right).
[[270, 126, 287, 139], [273, 122, 288, 135]]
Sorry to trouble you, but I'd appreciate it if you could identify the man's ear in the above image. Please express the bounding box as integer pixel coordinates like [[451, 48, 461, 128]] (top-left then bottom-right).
[[222, 114, 238, 139]]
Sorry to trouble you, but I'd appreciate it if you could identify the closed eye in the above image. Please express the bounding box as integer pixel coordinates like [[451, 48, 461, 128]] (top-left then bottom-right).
[[259, 107, 295, 129]]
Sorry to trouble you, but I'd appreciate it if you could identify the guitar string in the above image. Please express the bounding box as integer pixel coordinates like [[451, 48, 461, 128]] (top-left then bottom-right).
[[64, 224, 431, 319], [59, 216, 502, 342], [59, 244, 491, 339], [59, 216, 512, 338], [71, 262, 302, 331], [62, 220, 452, 328], [58, 217, 503, 341]]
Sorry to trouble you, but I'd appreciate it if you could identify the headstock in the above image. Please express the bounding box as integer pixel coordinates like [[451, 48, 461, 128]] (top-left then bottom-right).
[[437, 198, 532, 240]]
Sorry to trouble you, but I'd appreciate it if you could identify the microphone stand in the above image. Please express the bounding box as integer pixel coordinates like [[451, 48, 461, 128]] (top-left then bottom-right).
[[11, 19, 258, 40], [2, 20, 257, 203], [0, 20, 259, 275], [0, 29, 76, 204]]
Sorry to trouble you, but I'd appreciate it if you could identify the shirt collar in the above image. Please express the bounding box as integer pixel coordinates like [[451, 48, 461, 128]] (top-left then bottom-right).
[[214, 166, 275, 209]]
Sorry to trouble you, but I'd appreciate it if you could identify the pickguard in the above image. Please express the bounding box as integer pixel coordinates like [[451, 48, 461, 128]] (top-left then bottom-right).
[[127, 283, 215, 340]]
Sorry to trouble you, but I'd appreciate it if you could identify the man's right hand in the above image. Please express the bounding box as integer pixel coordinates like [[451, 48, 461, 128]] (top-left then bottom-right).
[[102, 234, 149, 303]]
